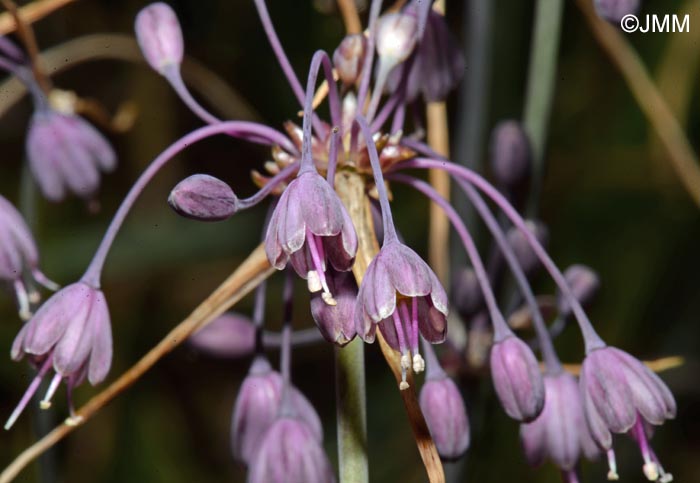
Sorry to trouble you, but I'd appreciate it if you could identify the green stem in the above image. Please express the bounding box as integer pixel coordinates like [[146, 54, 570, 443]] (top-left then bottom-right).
[[523, 0, 565, 216], [335, 338, 368, 483]]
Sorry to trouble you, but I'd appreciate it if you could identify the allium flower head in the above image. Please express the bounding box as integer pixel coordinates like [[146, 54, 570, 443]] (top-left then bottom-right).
[[264, 170, 357, 304], [310, 268, 357, 346], [520, 372, 599, 475], [247, 417, 335, 483], [0, 195, 57, 319], [232, 356, 322, 465], [420, 372, 470, 460], [355, 240, 448, 388], [490, 334, 545, 422], [580, 346, 675, 481], [26, 109, 116, 202], [7, 282, 112, 429], [135, 2, 184, 75]]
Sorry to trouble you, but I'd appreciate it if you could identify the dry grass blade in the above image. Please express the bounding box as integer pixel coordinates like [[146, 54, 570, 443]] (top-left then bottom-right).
[[0, 0, 75, 35], [0, 244, 274, 483]]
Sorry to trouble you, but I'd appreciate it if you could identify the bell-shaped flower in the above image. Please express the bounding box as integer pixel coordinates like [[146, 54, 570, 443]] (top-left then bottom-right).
[[264, 170, 357, 304], [333, 34, 366, 85], [6, 282, 112, 429], [309, 268, 357, 346], [0, 195, 58, 319], [189, 312, 255, 358], [26, 108, 116, 202]]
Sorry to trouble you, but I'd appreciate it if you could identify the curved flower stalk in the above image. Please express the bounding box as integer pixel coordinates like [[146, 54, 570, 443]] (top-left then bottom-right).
[[0, 195, 58, 320]]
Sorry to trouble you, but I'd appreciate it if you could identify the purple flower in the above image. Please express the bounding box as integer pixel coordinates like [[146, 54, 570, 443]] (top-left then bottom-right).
[[594, 0, 640, 23], [580, 346, 675, 481], [247, 417, 335, 483], [506, 220, 549, 276], [420, 373, 470, 460], [189, 312, 255, 358], [451, 266, 484, 319], [354, 240, 448, 388], [490, 335, 545, 422], [520, 372, 599, 476], [0, 195, 58, 319], [26, 109, 116, 202], [264, 171, 357, 304], [135, 2, 184, 75], [6, 282, 112, 429], [232, 356, 322, 465], [386, 9, 465, 102], [557, 264, 600, 315], [168, 174, 239, 221], [310, 268, 357, 346], [376, 12, 419, 67], [333, 34, 366, 85], [490, 120, 531, 190]]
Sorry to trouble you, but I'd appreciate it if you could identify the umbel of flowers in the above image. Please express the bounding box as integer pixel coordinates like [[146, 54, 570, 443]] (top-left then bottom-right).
[[1, 0, 676, 482]]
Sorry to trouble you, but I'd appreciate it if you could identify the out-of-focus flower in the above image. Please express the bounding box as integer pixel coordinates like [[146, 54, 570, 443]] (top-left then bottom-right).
[[490, 335, 545, 422], [580, 346, 675, 481], [520, 372, 599, 477], [594, 0, 641, 24], [310, 268, 357, 346], [0, 195, 58, 319], [189, 312, 255, 358], [232, 356, 322, 465], [333, 34, 366, 85], [506, 220, 549, 276], [557, 264, 600, 315], [490, 120, 531, 191], [451, 266, 484, 319], [168, 174, 239, 221], [7, 282, 112, 429], [26, 109, 116, 202], [376, 12, 419, 67], [135, 2, 184, 76], [265, 171, 357, 304]]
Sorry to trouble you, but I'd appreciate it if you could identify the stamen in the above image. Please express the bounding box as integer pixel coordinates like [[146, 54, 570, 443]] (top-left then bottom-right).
[[307, 271, 323, 293], [305, 230, 336, 305], [14, 280, 31, 321], [392, 310, 410, 389], [40, 373, 63, 410], [607, 449, 619, 481], [632, 417, 662, 482], [32, 269, 60, 291], [28, 289, 41, 304], [4, 356, 53, 430], [399, 300, 424, 373]]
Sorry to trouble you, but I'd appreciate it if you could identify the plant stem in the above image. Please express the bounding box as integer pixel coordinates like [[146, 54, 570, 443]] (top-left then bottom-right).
[[523, 0, 564, 215], [0, 0, 75, 36], [335, 339, 369, 483]]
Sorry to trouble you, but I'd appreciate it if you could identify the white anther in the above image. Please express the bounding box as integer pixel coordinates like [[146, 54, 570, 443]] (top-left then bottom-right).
[[659, 473, 673, 483], [399, 381, 409, 390], [412, 354, 425, 373], [607, 471, 619, 481], [28, 290, 41, 304], [39, 401, 52, 410], [321, 291, 337, 306], [64, 415, 84, 427], [307, 271, 322, 293], [400, 353, 411, 370], [643, 462, 659, 481]]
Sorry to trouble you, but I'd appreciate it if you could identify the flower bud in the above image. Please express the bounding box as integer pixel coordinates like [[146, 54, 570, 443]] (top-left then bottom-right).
[[420, 375, 470, 460], [248, 417, 335, 483], [490, 120, 531, 190], [189, 312, 255, 358], [557, 264, 600, 315], [451, 267, 484, 319], [168, 174, 238, 221], [231, 357, 322, 465], [333, 34, 366, 85], [310, 269, 357, 346], [376, 13, 418, 65], [506, 220, 548, 276], [135, 2, 184, 75], [490, 335, 545, 422], [594, 0, 640, 23]]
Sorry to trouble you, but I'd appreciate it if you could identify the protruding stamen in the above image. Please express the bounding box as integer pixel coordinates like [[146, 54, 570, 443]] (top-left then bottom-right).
[[643, 463, 659, 482], [632, 416, 663, 482], [32, 269, 60, 291], [40, 373, 63, 410], [607, 449, 619, 480], [5, 357, 53, 430], [64, 415, 84, 426], [412, 354, 425, 373], [14, 280, 31, 321], [306, 231, 335, 304], [28, 289, 41, 304], [307, 271, 323, 293]]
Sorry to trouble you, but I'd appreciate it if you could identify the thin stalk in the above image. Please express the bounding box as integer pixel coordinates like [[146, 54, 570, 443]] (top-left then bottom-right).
[[522, 0, 564, 215], [335, 338, 369, 483]]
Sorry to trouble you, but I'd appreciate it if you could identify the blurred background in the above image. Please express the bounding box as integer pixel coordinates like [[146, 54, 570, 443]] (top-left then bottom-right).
[[1, 0, 699, 481]]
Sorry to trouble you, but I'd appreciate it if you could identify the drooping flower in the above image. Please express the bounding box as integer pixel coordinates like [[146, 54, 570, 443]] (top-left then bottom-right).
[[520, 372, 599, 478], [506, 220, 549, 276], [0, 195, 58, 319], [6, 282, 112, 429], [309, 268, 357, 346], [333, 34, 366, 86], [490, 120, 531, 191], [189, 312, 255, 358], [451, 266, 484, 319], [264, 170, 357, 304], [557, 264, 600, 316], [135, 2, 184, 76], [232, 356, 322, 465], [580, 346, 676, 481], [247, 417, 335, 483], [490, 334, 545, 422], [168, 174, 239, 221], [26, 109, 116, 202]]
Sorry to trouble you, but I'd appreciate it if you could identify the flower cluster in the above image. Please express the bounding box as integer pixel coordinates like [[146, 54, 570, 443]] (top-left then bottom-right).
[[0, 1, 678, 482]]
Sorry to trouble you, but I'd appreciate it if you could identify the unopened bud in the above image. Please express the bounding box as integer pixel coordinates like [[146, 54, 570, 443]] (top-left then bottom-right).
[[490, 335, 545, 422], [594, 0, 640, 23], [420, 375, 470, 460], [557, 264, 600, 315], [376, 13, 418, 65], [490, 120, 531, 190], [189, 312, 255, 358], [506, 220, 548, 275], [333, 34, 366, 85], [451, 267, 484, 319], [135, 2, 184, 75], [168, 174, 238, 221]]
